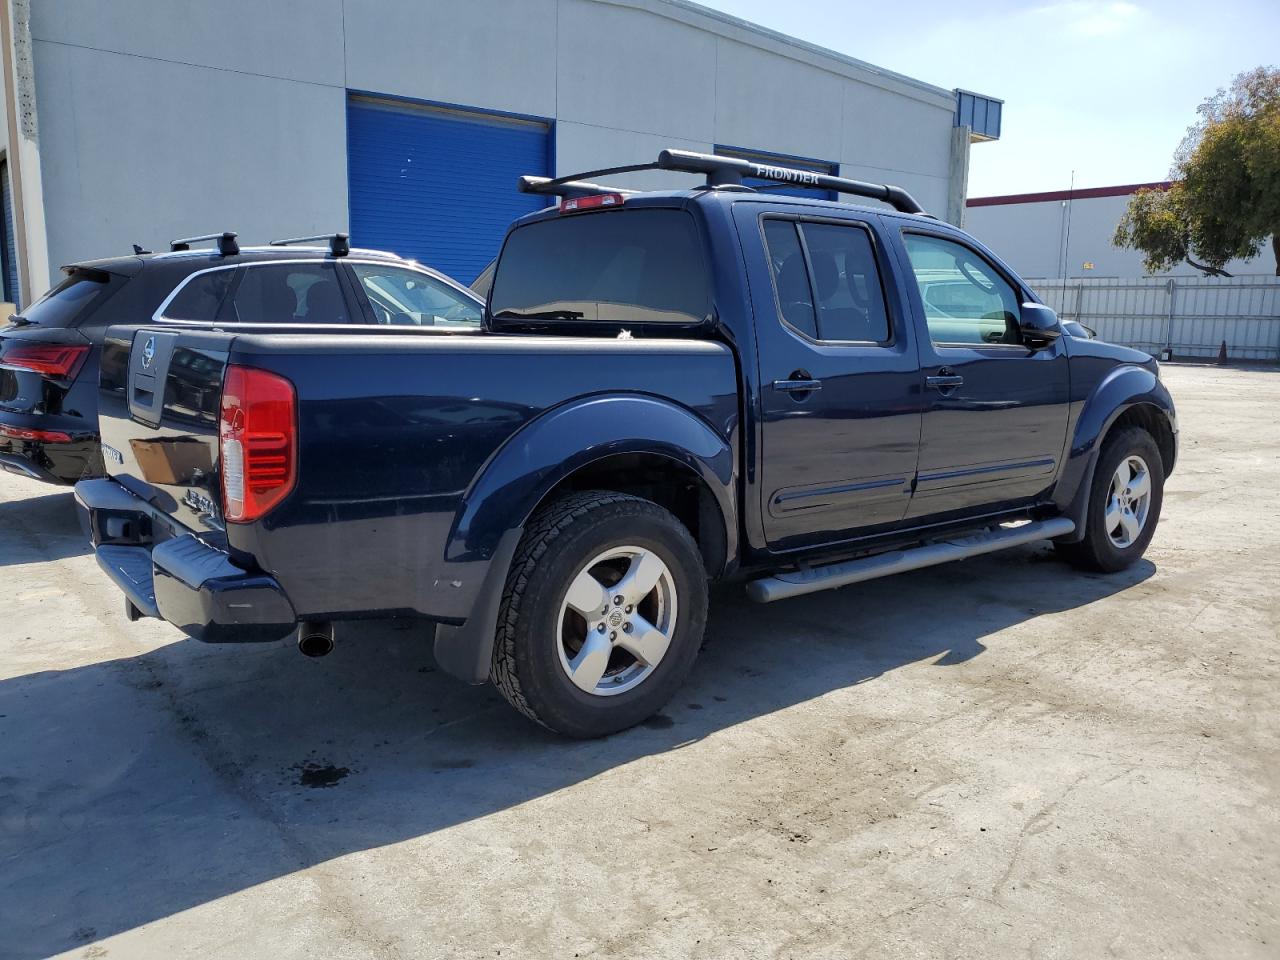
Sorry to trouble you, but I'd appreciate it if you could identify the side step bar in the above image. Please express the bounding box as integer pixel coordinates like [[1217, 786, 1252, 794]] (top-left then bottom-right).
[[746, 517, 1076, 604]]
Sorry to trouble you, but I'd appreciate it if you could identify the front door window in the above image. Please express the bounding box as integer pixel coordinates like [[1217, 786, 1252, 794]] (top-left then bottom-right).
[[902, 233, 1021, 346], [351, 264, 482, 327]]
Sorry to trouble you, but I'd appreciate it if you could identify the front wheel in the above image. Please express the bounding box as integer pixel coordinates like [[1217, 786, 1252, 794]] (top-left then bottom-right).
[[1056, 426, 1165, 572], [491, 490, 708, 738]]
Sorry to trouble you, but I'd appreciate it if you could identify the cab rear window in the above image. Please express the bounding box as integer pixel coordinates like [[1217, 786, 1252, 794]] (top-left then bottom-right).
[[489, 209, 711, 327]]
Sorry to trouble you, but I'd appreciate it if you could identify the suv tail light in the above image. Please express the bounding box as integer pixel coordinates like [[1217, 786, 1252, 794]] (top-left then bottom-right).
[[219, 365, 296, 523], [0, 343, 89, 379], [0, 424, 72, 443]]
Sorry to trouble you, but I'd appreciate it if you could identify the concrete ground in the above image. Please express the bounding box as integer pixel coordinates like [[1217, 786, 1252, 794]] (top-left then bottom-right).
[[1, 363, 1277, 960]]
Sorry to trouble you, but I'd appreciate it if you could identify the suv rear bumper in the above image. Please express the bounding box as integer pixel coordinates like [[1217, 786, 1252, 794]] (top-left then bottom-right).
[[0, 451, 63, 483], [75, 477, 296, 643], [0, 418, 101, 484]]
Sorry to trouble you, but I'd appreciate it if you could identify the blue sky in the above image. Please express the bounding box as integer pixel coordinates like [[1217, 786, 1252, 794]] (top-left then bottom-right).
[[696, 0, 1280, 196]]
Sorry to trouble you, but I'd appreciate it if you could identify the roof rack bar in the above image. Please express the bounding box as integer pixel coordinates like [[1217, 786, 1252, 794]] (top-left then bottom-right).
[[532, 162, 662, 191], [518, 149, 927, 214], [518, 175, 643, 200], [269, 232, 350, 257], [170, 231, 239, 255], [657, 149, 926, 214]]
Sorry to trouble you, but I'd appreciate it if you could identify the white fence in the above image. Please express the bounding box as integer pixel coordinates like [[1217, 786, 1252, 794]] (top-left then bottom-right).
[[1025, 276, 1280, 362]]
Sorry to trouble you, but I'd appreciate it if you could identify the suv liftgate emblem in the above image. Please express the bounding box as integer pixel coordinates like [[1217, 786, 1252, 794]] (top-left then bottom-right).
[[142, 336, 156, 369]]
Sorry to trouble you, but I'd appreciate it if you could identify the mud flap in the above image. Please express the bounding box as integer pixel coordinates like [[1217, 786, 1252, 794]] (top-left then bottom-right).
[[432, 527, 523, 684]]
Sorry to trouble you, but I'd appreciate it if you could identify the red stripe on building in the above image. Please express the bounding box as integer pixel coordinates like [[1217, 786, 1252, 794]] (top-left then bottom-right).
[[967, 181, 1172, 207]]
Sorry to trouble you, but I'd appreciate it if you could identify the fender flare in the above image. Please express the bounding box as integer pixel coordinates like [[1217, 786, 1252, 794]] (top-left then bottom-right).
[[450, 393, 736, 563], [433, 394, 736, 682], [1055, 365, 1176, 542]]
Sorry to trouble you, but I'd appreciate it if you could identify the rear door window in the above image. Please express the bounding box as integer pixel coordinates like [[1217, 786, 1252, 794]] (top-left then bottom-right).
[[761, 217, 891, 343], [762, 219, 817, 339], [489, 209, 711, 326], [229, 263, 353, 324], [801, 222, 890, 343]]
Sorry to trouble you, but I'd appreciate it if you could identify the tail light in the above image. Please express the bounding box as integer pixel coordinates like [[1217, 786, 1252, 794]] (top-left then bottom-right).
[[0, 343, 89, 379], [219, 365, 296, 523], [559, 193, 624, 213], [0, 424, 72, 443]]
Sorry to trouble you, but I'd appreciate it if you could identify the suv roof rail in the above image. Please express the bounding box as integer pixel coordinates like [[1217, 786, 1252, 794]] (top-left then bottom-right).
[[170, 232, 240, 255], [518, 150, 927, 215], [269, 232, 350, 257]]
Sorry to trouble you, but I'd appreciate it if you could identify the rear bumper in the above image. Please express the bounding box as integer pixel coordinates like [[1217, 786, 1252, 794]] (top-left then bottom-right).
[[75, 477, 296, 643], [0, 412, 102, 484], [0, 451, 63, 483]]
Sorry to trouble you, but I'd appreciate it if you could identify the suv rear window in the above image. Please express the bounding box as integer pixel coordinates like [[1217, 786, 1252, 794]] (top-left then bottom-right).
[[489, 209, 711, 327], [12, 273, 110, 327]]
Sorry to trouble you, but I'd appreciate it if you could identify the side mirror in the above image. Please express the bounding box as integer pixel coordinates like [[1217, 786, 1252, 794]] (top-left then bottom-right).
[[1019, 302, 1062, 348]]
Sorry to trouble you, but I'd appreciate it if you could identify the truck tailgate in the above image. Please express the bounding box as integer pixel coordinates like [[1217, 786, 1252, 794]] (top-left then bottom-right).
[[98, 326, 233, 536]]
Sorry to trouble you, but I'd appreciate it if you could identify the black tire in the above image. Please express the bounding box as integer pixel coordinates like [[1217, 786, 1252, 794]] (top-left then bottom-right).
[[491, 490, 708, 738], [1055, 426, 1164, 573]]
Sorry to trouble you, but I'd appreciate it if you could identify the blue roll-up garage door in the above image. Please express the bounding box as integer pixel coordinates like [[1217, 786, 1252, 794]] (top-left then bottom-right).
[[347, 95, 551, 283], [1, 160, 19, 306]]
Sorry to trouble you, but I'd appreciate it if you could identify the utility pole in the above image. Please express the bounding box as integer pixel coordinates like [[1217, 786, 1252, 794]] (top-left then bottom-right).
[[1060, 169, 1076, 279]]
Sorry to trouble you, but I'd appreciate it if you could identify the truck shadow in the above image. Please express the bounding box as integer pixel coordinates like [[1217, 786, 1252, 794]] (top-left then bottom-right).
[[0, 545, 1153, 958]]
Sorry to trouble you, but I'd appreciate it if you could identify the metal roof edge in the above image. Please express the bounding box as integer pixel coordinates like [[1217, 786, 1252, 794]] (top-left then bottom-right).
[[599, 0, 959, 109], [954, 87, 1005, 105]]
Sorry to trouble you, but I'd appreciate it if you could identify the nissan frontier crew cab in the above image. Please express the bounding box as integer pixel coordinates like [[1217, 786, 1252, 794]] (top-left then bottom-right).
[[76, 150, 1177, 738]]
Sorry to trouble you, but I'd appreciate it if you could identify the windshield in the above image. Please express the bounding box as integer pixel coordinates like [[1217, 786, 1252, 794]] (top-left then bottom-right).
[[11, 274, 110, 328], [489, 209, 711, 327]]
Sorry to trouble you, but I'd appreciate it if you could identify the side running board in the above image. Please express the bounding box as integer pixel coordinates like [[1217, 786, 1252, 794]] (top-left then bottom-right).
[[746, 517, 1076, 604]]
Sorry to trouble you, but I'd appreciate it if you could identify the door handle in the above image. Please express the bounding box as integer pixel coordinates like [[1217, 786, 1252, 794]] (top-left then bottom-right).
[[773, 378, 823, 393], [926, 371, 964, 390]]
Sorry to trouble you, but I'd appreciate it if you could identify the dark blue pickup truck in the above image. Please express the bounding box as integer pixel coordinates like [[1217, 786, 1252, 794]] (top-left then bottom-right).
[[76, 150, 1177, 737]]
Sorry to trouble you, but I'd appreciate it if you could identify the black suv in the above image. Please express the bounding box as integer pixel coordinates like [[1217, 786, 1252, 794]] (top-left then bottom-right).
[[0, 233, 484, 484]]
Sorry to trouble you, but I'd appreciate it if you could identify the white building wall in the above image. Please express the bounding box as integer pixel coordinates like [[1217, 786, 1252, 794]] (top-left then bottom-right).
[[26, 0, 961, 276], [344, 0, 559, 119], [30, 0, 349, 274], [965, 193, 1273, 280]]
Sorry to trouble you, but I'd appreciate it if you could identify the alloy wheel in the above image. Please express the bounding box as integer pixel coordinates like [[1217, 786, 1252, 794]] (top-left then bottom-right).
[[1105, 454, 1152, 548], [556, 545, 678, 696]]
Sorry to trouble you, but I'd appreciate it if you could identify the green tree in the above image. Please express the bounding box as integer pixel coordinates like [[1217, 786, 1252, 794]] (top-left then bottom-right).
[[1115, 66, 1280, 276]]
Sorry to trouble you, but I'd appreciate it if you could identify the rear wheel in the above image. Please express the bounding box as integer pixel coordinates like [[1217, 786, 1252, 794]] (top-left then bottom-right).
[[1056, 426, 1164, 572], [491, 490, 708, 738]]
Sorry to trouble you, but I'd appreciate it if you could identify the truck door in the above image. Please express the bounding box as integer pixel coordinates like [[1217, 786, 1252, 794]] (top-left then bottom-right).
[[893, 228, 1071, 520], [733, 204, 924, 552]]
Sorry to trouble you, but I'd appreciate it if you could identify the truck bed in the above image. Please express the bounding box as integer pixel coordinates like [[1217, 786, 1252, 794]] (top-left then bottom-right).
[[95, 323, 739, 626]]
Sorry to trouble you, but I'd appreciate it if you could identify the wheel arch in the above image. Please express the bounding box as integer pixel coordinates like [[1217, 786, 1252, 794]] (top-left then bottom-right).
[[528, 450, 732, 579], [1055, 364, 1177, 542], [433, 394, 736, 684], [448, 394, 736, 574]]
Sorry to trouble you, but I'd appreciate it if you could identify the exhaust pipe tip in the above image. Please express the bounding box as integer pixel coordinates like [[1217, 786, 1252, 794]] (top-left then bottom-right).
[[297, 621, 334, 658]]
